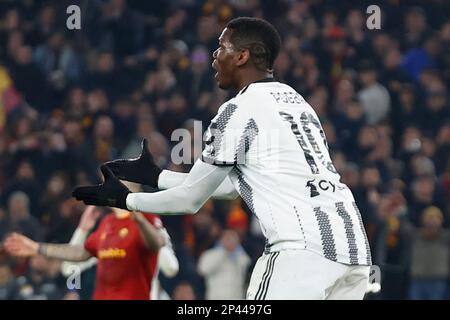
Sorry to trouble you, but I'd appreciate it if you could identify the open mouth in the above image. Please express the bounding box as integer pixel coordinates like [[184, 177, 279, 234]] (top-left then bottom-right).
[[212, 61, 218, 80]]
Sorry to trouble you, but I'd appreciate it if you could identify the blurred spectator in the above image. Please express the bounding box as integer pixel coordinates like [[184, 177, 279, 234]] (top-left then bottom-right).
[[408, 176, 448, 228], [391, 84, 419, 143], [190, 200, 221, 260], [381, 48, 412, 93], [418, 89, 449, 137], [402, 7, 430, 51], [409, 206, 450, 300], [357, 60, 391, 125], [111, 98, 137, 149], [38, 172, 70, 224], [45, 199, 82, 243], [2, 160, 41, 218], [12, 255, 64, 300], [322, 25, 351, 90], [7, 45, 49, 112], [435, 124, 450, 176], [374, 190, 413, 299], [27, 4, 58, 46], [172, 281, 196, 300], [0, 262, 16, 300], [63, 87, 88, 120], [187, 45, 215, 104], [1, 191, 42, 242], [76, 115, 119, 181], [34, 31, 83, 90], [95, 0, 145, 58], [401, 34, 441, 82], [198, 229, 250, 300], [340, 116, 359, 154]]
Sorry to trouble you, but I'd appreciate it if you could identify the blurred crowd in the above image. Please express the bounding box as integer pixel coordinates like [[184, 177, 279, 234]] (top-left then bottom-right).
[[0, 0, 449, 300]]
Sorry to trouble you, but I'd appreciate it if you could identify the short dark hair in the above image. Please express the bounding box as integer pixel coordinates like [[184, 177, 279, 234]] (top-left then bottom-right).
[[226, 17, 281, 71]]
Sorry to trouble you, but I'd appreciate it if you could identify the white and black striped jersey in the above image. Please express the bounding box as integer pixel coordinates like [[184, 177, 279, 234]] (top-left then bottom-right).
[[201, 79, 372, 266]]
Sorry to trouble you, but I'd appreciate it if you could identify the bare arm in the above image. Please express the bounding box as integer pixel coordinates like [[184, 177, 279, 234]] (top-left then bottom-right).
[[4, 233, 92, 262], [61, 206, 100, 276], [132, 212, 165, 251], [61, 228, 96, 274], [38, 243, 92, 262]]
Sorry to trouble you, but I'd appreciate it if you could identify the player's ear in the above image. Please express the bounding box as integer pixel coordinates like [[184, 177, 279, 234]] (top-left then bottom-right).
[[235, 48, 250, 67]]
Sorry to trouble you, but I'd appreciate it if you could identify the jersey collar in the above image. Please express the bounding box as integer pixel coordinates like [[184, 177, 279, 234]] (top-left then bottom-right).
[[238, 77, 277, 95]]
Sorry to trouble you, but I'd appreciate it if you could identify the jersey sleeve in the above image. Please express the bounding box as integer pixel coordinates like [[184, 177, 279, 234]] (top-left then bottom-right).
[[201, 101, 258, 166]]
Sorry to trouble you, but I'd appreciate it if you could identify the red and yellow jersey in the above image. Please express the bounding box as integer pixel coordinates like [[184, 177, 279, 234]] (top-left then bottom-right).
[[84, 212, 162, 300]]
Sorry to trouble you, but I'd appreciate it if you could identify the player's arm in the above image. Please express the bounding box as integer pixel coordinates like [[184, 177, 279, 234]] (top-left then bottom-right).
[[158, 170, 238, 200], [61, 257, 97, 277], [61, 206, 99, 276], [4, 233, 92, 262], [158, 228, 179, 277], [60, 227, 98, 276], [73, 103, 251, 212], [103, 138, 238, 200], [73, 160, 232, 215], [126, 159, 232, 214], [132, 212, 165, 251]]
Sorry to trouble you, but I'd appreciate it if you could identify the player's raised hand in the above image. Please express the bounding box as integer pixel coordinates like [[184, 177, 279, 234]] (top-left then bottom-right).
[[103, 138, 162, 188], [79, 205, 102, 232], [72, 165, 131, 210], [3, 233, 39, 257]]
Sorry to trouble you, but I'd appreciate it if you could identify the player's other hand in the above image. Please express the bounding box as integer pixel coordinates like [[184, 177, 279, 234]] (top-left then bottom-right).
[[72, 165, 131, 210], [3, 233, 39, 257], [79, 205, 102, 232], [104, 138, 162, 188]]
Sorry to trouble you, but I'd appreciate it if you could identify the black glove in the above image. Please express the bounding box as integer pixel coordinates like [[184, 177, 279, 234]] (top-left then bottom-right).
[[103, 138, 162, 188], [72, 165, 131, 210]]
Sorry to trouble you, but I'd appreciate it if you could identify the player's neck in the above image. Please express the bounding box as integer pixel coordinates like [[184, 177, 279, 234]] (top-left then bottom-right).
[[113, 208, 131, 219], [235, 71, 274, 92]]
